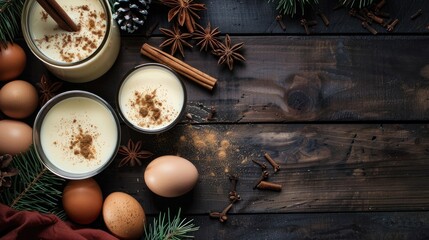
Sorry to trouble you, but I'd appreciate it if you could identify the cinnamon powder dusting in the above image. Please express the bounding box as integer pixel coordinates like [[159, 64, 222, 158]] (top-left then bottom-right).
[[128, 89, 178, 129], [35, 4, 107, 63], [70, 127, 95, 160]]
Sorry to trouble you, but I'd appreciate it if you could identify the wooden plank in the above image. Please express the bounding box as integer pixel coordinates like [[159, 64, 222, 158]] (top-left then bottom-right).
[[17, 35, 429, 123], [143, 0, 429, 35], [185, 212, 429, 240], [96, 123, 429, 214]]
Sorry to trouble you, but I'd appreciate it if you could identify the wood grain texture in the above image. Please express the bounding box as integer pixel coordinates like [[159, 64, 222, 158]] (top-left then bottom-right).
[[4, 1, 429, 239], [96, 123, 429, 214], [142, 0, 429, 35], [18, 35, 429, 123], [187, 212, 429, 240]]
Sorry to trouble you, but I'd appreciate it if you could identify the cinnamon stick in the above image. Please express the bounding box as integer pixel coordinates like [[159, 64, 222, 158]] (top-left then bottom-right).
[[36, 0, 78, 32], [141, 43, 217, 91]]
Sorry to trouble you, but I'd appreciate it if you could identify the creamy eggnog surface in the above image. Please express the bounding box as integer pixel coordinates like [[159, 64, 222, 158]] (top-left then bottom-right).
[[118, 64, 185, 132], [40, 96, 118, 174], [29, 0, 107, 63], [22, 0, 120, 82]]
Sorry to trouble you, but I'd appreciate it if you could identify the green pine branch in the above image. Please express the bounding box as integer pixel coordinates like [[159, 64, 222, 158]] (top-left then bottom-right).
[[0, 146, 66, 219], [145, 208, 200, 240], [340, 0, 375, 8], [0, 0, 25, 44], [269, 0, 319, 16]]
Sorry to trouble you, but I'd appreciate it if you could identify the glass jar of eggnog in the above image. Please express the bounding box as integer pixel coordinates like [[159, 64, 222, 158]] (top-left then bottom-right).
[[21, 0, 120, 83]]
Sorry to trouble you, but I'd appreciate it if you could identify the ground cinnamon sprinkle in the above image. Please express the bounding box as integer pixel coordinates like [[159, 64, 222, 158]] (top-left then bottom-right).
[[70, 127, 96, 160], [129, 89, 176, 128], [36, 4, 107, 63]]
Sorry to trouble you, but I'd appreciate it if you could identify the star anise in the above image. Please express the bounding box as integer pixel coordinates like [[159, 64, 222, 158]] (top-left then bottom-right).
[[159, 24, 193, 57], [37, 74, 63, 106], [0, 154, 19, 191], [118, 139, 153, 167], [193, 22, 221, 52], [212, 34, 245, 71], [161, 0, 206, 33]]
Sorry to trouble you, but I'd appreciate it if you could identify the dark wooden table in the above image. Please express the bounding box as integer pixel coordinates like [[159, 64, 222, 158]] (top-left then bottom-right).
[[9, 0, 429, 239]]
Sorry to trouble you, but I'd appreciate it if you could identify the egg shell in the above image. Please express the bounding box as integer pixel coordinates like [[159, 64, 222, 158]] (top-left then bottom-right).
[[0, 80, 38, 119], [0, 43, 26, 81], [0, 120, 32, 155], [62, 178, 103, 225], [144, 155, 199, 198], [103, 192, 146, 240]]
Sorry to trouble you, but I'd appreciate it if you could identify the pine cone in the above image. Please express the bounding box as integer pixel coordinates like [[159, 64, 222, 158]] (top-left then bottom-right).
[[0, 154, 19, 191], [113, 0, 151, 33]]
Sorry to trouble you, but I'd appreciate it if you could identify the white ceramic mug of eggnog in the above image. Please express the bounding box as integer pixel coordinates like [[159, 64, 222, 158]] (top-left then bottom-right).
[[117, 63, 187, 134], [21, 0, 120, 83], [33, 91, 121, 179]]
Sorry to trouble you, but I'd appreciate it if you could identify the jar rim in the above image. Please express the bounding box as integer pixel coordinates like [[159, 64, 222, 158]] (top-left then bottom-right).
[[21, 0, 112, 67]]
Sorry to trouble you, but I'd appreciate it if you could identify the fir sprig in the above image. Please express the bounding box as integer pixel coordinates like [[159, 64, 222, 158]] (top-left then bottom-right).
[[269, 0, 319, 16], [0, 0, 25, 44], [145, 208, 200, 240], [0, 146, 66, 219], [341, 0, 375, 8]]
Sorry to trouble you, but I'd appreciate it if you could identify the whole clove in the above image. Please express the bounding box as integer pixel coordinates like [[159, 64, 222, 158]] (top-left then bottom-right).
[[251, 159, 267, 171], [264, 153, 280, 172], [386, 18, 399, 32], [253, 170, 269, 189], [411, 9, 422, 20], [276, 15, 287, 31], [300, 19, 310, 35], [362, 21, 378, 35], [209, 202, 234, 223], [256, 180, 282, 191], [317, 11, 330, 26], [367, 12, 385, 26], [374, 0, 386, 12]]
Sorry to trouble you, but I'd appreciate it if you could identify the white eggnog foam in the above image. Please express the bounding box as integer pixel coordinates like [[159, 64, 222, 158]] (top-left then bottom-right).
[[118, 63, 187, 134], [33, 91, 120, 179], [21, 0, 120, 82]]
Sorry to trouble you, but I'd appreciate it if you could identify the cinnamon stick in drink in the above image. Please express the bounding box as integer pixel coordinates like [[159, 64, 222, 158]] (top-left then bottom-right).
[[140, 43, 217, 91], [36, 0, 78, 32]]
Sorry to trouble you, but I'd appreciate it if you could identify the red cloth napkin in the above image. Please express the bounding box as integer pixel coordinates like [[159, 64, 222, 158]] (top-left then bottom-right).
[[0, 203, 118, 240]]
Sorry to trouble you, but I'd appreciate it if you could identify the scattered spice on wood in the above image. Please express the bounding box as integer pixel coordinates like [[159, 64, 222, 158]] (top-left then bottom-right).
[[264, 152, 280, 173], [386, 18, 399, 32], [362, 21, 378, 35], [253, 170, 269, 189], [212, 34, 245, 71], [159, 24, 193, 58], [161, 0, 206, 33], [37, 74, 63, 106], [317, 10, 330, 26], [251, 159, 267, 171], [411, 9, 422, 20], [117, 139, 153, 167], [256, 180, 282, 192], [193, 22, 221, 52], [209, 175, 241, 223], [276, 15, 287, 31], [206, 106, 216, 121]]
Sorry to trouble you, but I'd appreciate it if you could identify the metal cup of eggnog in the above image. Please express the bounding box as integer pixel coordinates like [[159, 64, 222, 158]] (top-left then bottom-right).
[[21, 0, 120, 83]]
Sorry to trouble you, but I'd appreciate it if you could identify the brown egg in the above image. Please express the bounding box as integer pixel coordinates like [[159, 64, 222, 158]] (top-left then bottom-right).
[[0, 120, 32, 155], [0, 80, 38, 119], [62, 178, 103, 225], [144, 155, 199, 198], [0, 43, 26, 81], [103, 192, 146, 240]]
